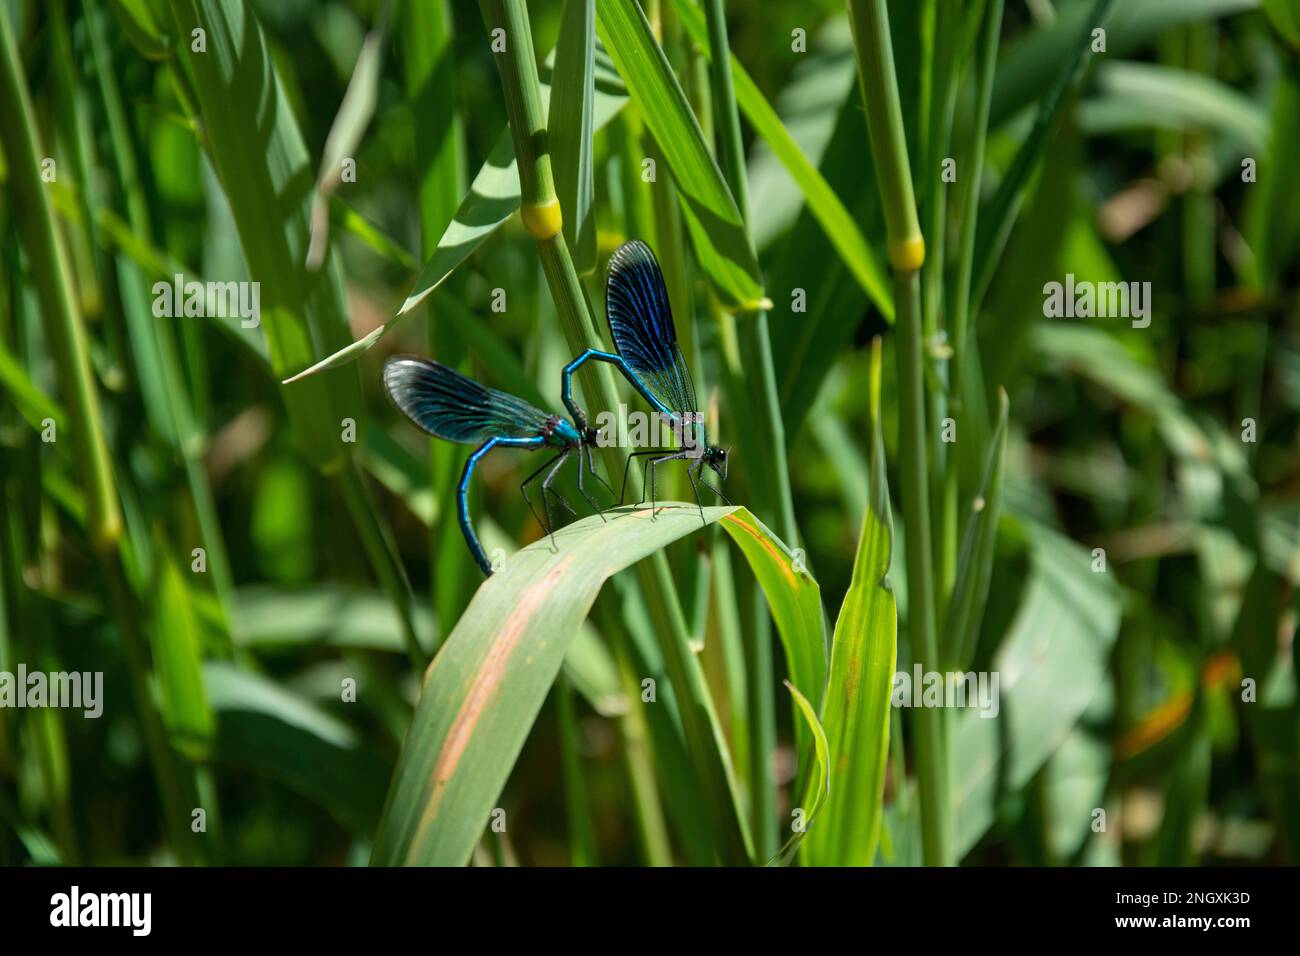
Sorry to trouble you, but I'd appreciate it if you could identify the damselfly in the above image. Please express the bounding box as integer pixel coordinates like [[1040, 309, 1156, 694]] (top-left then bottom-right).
[[560, 240, 730, 521], [383, 357, 610, 574]]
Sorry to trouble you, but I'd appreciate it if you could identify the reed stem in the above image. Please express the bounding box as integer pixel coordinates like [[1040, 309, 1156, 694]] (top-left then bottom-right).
[[847, 0, 950, 866], [701, 0, 799, 859], [0, 3, 121, 552], [480, 0, 752, 864]]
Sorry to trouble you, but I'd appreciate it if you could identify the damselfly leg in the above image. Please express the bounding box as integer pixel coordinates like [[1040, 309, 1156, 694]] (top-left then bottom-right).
[[540, 450, 576, 548], [617, 448, 672, 506], [519, 449, 576, 550], [646, 450, 691, 519], [577, 443, 613, 522]]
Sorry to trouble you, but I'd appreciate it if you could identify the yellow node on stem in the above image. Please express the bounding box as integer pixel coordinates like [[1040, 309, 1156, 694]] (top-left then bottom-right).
[[521, 199, 563, 240], [888, 235, 926, 272]]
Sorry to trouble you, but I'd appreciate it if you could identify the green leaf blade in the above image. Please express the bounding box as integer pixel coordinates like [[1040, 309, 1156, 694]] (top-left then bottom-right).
[[551, 0, 597, 273], [669, 0, 891, 318], [596, 0, 766, 309], [803, 340, 897, 866]]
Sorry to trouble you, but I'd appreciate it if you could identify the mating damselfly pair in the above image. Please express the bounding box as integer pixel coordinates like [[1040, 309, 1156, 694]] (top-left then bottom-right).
[[384, 241, 731, 575]]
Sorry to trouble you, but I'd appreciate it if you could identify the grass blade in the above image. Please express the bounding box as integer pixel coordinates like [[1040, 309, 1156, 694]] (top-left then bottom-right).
[[1081, 60, 1268, 152], [972, 0, 1117, 310], [597, 0, 767, 310], [204, 662, 391, 835], [551, 0, 597, 273], [768, 86, 886, 438], [0, 3, 122, 551], [951, 523, 1121, 857], [283, 48, 630, 383], [770, 680, 830, 866], [168, 0, 423, 665], [151, 548, 216, 759], [668, 0, 891, 317], [167, 0, 360, 465], [803, 338, 897, 866], [719, 507, 827, 763], [942, 387, 1009, 671], [306, 1, 391, 270], [991, 0, 1257, 127]]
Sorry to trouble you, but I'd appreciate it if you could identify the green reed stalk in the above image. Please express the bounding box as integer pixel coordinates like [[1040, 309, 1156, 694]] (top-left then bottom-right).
[[479, 0, 752, 864], [609, 623, 674, 865], [847, 0, 950, 866], [701, 0, 798, 860], [944, 0, 1004, 632], [949, 0, 1003, 384], [700, 0, 797, 548], [0, 5, 121, 553], [925, 1, 960, 615]]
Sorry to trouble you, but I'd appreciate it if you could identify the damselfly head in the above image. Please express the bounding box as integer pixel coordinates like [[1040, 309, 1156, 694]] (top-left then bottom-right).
[[705, 445, 729, 481]]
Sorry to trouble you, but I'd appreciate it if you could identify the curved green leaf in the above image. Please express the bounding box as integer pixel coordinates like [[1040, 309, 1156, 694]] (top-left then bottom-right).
[[770, 680, 830, 866], [1081, 61, 1268, 153], [152, 551, 215, 759], [306, 2, 391, 270], [236, 586, 436, 654], [668, 0, 891, 318], [1263, 0, 1300, 46], [283, 49, 629, 384], [596, 0, 768, 310], [371, 503, 821, 866], [719, 504, 827, 767], [991, 0, 1259, 128], [204, 662, 390, 834], [952, 522, 1122, 858]]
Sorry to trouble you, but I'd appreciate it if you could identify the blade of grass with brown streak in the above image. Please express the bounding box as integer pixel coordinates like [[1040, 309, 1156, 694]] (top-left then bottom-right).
[[371, 505, 816, 865]]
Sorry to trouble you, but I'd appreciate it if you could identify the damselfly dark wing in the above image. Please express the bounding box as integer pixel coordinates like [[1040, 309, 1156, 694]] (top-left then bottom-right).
[[383, 356, 553, 443], [605, 240, 699, 419]]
